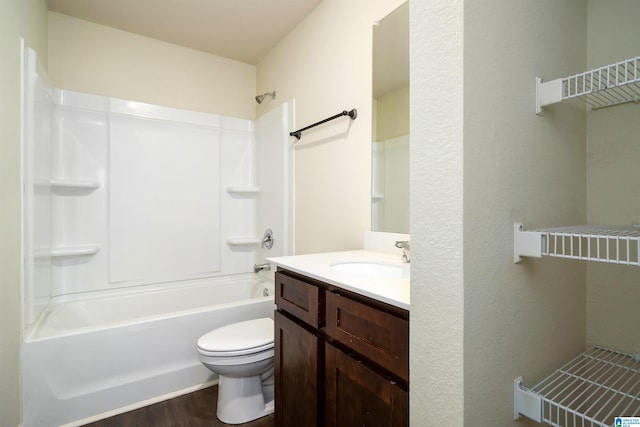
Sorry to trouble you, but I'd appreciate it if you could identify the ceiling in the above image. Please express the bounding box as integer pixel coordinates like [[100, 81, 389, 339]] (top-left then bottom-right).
[[46, 0, 322, 65]]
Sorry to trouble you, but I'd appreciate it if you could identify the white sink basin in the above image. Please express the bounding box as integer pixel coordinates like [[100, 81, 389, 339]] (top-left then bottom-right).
[[330, 260, 409, 279]]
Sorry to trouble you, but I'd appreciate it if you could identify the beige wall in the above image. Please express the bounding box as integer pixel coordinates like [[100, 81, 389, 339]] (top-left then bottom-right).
[[0, 1, 48, 426], [48, 12, 256, 120], [257, 0, 405, 254], [412, 0, 588, 425], [586, 1, 640, 354], [375, 85, 409, 141], [463, 1, 587, 424]]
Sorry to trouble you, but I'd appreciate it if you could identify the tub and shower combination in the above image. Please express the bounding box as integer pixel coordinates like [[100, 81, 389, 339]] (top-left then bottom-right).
[[21, 47, 293, 426], [22, 276, 275, 426]]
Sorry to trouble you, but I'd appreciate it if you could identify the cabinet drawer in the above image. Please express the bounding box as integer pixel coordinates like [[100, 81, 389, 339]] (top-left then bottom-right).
[[275, 271, 321, 328], [325, 291, 408, 382]]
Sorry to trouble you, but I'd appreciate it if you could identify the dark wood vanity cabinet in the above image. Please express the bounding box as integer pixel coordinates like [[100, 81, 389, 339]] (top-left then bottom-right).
[[274, 269, 409, 427]]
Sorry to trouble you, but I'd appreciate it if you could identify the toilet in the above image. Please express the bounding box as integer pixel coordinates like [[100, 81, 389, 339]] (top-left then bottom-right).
[[197, 317, 275, 424]]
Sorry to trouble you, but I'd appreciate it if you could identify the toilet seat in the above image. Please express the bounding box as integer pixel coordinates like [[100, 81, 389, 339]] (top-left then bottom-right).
[[198, 343, 273, 357], [197, 317, 274, 357]]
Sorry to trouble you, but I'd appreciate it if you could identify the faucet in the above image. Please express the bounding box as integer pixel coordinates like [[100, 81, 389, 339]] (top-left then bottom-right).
[[261, 228, 274, 249], [394, 240, 411, 263], [253, 262, 271, 273]]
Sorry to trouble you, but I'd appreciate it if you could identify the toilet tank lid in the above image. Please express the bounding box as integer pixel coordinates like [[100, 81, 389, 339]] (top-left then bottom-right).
[[197, 317, 274, 352]]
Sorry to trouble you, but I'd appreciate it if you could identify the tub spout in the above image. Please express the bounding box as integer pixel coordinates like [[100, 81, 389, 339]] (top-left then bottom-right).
[[253, 263, 271, 273]]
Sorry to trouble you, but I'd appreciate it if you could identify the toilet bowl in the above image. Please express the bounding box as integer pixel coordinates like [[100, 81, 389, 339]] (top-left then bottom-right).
[[197, 317, 275, 424]]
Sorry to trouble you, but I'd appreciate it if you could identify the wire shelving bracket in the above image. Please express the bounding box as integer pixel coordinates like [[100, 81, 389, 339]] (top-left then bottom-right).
[[536, 55, 640, 115]]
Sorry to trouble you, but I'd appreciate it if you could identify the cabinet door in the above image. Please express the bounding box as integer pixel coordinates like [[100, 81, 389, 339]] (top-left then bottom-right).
[[325, 344, 408, 427], [275, 311, 321, 427]]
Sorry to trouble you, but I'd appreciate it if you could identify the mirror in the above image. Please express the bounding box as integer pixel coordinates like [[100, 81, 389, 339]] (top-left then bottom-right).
[[371, 2, 409, 234]]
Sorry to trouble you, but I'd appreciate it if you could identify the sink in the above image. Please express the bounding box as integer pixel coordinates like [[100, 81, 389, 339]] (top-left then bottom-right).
[[330, 260, 409, 279]]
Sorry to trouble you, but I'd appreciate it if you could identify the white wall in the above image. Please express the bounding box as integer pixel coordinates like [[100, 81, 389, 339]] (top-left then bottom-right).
[[48, 12, 256, 120], [0, 1, 48, 425], [257, 0, 405, 254], [586, 1, 640, 355], [410, 0, 465, 423], [372, 134, 409, 233], [372, 85, 409, 233]]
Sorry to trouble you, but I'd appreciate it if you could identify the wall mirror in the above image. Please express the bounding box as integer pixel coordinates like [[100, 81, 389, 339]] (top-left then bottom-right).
[[371, 1, 409, 234]]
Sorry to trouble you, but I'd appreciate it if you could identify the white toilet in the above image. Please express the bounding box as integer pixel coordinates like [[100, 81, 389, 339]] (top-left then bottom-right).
[[197, 317, 275, 424]]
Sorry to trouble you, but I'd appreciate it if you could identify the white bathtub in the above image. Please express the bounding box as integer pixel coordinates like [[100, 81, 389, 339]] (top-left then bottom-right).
[[22, 274, 275, 427]]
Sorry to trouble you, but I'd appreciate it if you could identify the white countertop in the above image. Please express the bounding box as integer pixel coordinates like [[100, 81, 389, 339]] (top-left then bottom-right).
[[267, 250, 410, 311]]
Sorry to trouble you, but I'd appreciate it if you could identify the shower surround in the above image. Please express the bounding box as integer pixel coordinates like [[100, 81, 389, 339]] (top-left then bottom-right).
[[21, 47, 293, 426]]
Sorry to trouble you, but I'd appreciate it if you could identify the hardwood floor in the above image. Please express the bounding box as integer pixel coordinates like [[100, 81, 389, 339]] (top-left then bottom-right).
[[82, 386, 274, 427]]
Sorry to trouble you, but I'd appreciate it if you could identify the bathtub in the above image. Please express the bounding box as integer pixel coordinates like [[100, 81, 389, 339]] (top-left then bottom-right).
[[22, 274, 275, 427]]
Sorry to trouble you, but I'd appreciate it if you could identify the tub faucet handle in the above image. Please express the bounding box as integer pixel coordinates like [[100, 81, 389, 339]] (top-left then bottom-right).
[[262, 228, 274, 249]]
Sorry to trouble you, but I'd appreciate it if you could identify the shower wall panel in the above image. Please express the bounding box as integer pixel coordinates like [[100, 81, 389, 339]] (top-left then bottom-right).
[[109, 115, 222, 285], [23, 48, 54, 324], [256, 102, 295, 259], [25, 85, 261, 315], [220, 127, 259, 271], [50, 105, 108, 296]]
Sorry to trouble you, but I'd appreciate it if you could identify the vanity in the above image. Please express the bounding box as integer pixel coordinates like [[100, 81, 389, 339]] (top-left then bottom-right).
[[267, 250, 409, 426]]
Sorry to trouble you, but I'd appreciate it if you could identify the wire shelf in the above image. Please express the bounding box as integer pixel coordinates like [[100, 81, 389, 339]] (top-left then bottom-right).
[[514, 224, 640, 266], [536, 55, 640, 114], [516, 346, 640, 427], [563, 56, 640, 110]]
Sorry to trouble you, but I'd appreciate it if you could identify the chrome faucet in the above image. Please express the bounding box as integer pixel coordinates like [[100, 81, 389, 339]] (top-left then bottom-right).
[[394, 240, 411, 263], [262, 228, 274, 249], [253, 262, 271, 273]]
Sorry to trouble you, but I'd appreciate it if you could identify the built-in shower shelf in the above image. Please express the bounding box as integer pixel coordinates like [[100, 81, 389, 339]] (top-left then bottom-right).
[[514, 223, 640, 266], [536, 55, 640, 114], [226, 237, 260, 246], [35, 244, 101, 258], [34, 178, 101, 192], [514, 346, 640, 426], [226, 186, 260, 195], [50, 179, 101, 192]]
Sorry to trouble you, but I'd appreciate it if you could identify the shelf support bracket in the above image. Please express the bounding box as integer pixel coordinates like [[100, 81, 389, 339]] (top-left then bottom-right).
[[536, 77, 563, 115], [514, 377, 542, 422], [514, 223, 543, 263]]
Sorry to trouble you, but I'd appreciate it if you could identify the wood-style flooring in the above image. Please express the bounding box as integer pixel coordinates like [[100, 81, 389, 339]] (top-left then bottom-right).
[[82, 386, 274, 427]]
